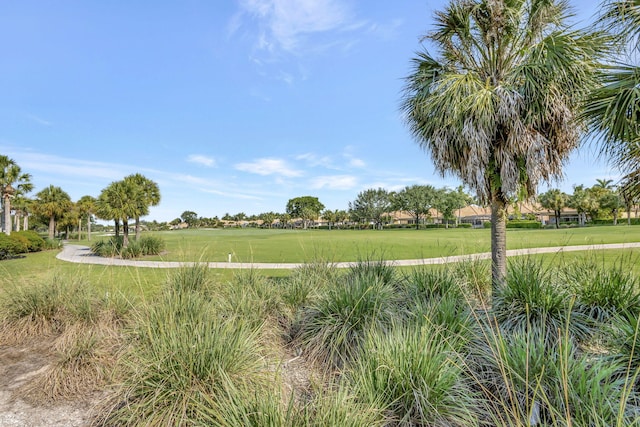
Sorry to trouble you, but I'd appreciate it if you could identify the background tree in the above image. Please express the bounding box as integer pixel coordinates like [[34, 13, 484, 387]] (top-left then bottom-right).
[[334, 209, 349, 228], [259, 211, 277, 229], [599, 190, 623, 225], [539, 189, 569, 229], [435, 187, 471, 228], [568, 185, 597, 226], [96, 180, 139, 247], [180, 211, 199, 227], [321, 209, 337, 230], [349, 188, 391, 230], [402, 0, 603, 286], [34, 185, 72, 239], [392, 185, 436, 229], [77, 195, 97, 241], [286, 196, 324, 229], [124, 174, 161, 240], [279, 213, 292, 229], [0, 156, 33, 235]]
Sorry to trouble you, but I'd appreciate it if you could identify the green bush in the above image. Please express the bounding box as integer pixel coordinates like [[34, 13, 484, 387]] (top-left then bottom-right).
[[0, 233, 28, 259], [91, 235, 165, 258], [506, 220, 542, 229], [43, 238, 63, 250], [456, 222, 473, 228], [138, 235, 165, 255], [13, 230, 45, 252]]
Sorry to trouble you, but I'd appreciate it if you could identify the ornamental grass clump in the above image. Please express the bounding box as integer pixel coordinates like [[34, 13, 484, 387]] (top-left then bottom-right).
[[566, 259, 640, 322], [348, 324, 478, 426], [95, 271, 269, 426], [471, 326, 639, 426], [491, 258, 594, 344], [294, 262, 398, 372]]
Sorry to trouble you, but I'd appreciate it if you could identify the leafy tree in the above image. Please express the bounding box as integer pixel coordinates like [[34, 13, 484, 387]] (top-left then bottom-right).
[[321, 209, 337, 230], [124, 173, 161, 240], [349, 188, 391, 230], [259, 211, 277, 228], [34, 185, 72, 239], [180, 211, 199, 227], [539, 189, 569, 229], [600, 190, 623, 225], [334, 209, 349, 227], [279, 213, 292, 229], [392, 185, 437, 229], [568, 185, 598, 226], [286, 196, 325, 229], [402, 0, 603, 286], [435, 187, 471, 228], [77, 195, 97, 241], [0, 156, 33, 235]]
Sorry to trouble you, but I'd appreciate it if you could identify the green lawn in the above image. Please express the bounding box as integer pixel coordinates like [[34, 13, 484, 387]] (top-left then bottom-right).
[[2, 225, 639, 298], [139, 225, 640, 263]]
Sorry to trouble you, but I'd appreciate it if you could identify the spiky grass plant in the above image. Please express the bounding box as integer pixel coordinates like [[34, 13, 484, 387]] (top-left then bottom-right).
[[347, 252, 397, 286], [294, 264, 398, 372], [20, 322, 119, 402], [0, 275, 105, 342], [450, 258, 491, 302], [491, 258, 594, 344], [607, 311, 640, 382], [566, 259, 640, 322], [348, 324, 479, 426], [95, 286, 269, 426], [470, 322, 640, 427]]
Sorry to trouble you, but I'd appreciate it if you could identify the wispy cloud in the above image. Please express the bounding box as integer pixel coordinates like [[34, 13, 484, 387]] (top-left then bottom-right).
[[296, 152, 335, 169], [235, 157, 303, 177], [11, 151, 130, 182], [26, 114, 53, 126], [235, 0, 360, 53], [187, 154, 216, 167], [310, 174, 357, 190]]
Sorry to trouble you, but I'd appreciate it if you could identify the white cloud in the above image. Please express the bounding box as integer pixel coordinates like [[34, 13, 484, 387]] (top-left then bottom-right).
[[296, 152, 335, 168], [349, 157, 365, 168], [237, 0, 358, 52], [310, 174, 357, 190], [234, 157, 303, 177], [187, 154, 216, 167]]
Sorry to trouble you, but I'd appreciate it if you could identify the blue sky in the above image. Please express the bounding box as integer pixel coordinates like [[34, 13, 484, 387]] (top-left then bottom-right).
[[0, 0, 614, 222]]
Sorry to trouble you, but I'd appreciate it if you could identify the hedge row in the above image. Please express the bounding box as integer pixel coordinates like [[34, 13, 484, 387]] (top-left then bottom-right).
[[0, 230, 48, 260]]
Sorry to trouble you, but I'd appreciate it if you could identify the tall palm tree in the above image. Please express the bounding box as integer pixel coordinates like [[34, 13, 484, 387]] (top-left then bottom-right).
[[123, 174, 161, 240], [402, 0, 604, 287], [96, 180, 139, 247], [77, 195, 97, 241], [34, 185, 72, 239], [585, 0, 640, 197], [0, 155, 33, 235]]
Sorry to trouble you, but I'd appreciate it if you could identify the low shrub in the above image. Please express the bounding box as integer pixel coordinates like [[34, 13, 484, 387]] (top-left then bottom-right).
[[91, 235, 165, 258], [43, 238, 63, 250], [506, 220, 542, 229], [0, 233, 28, 259], [13, 230, 45, 252]]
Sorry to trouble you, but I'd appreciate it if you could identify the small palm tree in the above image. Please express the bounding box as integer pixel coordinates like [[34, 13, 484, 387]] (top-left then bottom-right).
[[77, 195, 97, 241], [402, 0, 604, 287], [0, 156, 32, 235], [96, 180, 140, 247], [123, 173, 160, 240], [34, 185, 72, 239]]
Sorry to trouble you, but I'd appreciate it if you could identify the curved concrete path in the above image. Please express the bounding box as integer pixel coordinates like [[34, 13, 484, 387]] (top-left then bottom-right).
[[56, 242, 640, 269]]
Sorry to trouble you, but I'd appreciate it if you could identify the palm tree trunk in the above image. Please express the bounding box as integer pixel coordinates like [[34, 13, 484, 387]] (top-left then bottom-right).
[[87, 216, 92, 241], [15, 213, 20, 231], [491, 197, 508, 289], [23, 215, 28, 231], [3, 195, 11, 236], [135, 216, 141, 241], [78, 218, 82, 240], [114, 220, 120, 237], [555, 210, 560, 229], [48, 216, 55, 239], [123, 220, 129, 247]]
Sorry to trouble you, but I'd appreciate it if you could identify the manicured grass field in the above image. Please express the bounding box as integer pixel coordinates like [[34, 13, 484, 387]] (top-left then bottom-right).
[[2, 225, 639, 299], [143, 225, 640, 263]]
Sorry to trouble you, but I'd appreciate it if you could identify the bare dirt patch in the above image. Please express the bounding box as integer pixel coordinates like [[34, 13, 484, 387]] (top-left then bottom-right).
[[0, 341, 96, 427]]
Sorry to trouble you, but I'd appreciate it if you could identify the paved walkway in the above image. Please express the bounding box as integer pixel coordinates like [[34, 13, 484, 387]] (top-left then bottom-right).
[[56, 242, 640, 269]]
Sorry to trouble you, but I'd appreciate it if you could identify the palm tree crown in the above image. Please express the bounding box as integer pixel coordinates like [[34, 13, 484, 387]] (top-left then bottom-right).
[[34, 185, 72, 239], [0, 155, 33, 235], [402, 0, 604, 286]]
